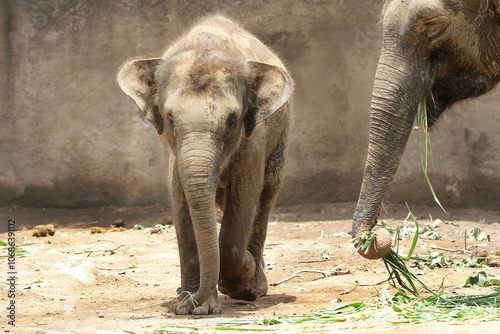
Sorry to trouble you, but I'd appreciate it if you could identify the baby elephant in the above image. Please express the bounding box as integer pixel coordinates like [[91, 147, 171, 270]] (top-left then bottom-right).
[[117, 16, 293, 315]]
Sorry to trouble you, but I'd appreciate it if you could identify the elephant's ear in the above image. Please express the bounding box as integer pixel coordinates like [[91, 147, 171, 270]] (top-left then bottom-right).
[[244, 61, 293, 137], [415, 8, 451, 49], [117, 58, 164, 135]]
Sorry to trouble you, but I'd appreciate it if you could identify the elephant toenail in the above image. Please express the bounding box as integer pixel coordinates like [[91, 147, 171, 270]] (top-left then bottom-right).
[[193, 307, 208, 315], [210, 306, 222, 314], [175, 305, 190, 315]]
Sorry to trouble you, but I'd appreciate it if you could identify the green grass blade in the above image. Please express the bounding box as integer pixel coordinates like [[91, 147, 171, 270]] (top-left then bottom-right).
[[417, 96, 447, 214], [397, 203, 419, 260]]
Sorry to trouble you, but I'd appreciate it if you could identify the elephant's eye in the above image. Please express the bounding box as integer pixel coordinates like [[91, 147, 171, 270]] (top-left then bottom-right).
[[226, 113, 237, 130], [167, 114, 175, 132]]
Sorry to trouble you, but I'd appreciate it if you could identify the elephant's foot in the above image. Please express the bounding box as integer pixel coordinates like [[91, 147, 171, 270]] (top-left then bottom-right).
[[174, 290, 221, 315], [229, 266, 268, 301], [218, 250, 261, 300], [218, 253, 268, 301]]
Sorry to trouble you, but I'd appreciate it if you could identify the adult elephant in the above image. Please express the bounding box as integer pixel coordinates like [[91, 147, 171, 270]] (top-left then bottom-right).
[[353, 0, 500, 259]]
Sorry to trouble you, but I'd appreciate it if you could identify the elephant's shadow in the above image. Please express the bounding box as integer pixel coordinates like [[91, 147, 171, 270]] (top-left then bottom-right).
[[220, 293, 298, 313], [162, 293, 297, 316]]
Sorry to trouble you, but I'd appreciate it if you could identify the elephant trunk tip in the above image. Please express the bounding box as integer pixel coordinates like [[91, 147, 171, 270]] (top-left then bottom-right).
[[355, 225, 392, 260]]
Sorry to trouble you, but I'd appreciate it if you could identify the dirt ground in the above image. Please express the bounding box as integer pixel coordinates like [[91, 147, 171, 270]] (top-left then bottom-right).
[[1, 202, 500, 334]]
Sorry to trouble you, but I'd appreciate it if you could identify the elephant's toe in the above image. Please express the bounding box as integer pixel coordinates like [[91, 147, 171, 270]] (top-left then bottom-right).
[[206, 293, 222, 314], [210, 304, 222, 314], [192, 306, 209, 315], [174, 292, 194, 315], [174, 290, 221, 315], [174, 304, 190, 315]]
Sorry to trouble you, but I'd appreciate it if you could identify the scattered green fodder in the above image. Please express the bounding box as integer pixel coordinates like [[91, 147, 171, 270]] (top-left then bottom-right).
[[259, 289, 500, 325], [0, 239, 30, 258], [160, 289, 500, 332], [464, 271, 500, 288], [388, 290, 500, 324]]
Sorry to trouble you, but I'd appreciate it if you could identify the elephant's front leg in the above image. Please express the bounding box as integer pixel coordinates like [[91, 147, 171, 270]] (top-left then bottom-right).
[[217, 160, 265, 301], [170, 165, 221, 315]]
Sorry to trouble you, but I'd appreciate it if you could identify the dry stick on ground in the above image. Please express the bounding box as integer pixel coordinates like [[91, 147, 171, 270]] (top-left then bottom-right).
[[130, 298, 176, 312], [312, 270, 354, 281], [429, 245, 471, 254], [312, 230, 324, 244], [270, 267, 354, 286], [298, 260, 329, 264], [74, 244, 124, 255], [339, 281, 359, 295], [464, 228, 467, 250], [357, 279, 389, 287], [86, 240, 118, 244], [336, 279, 388, 295], [47, 242, 72, 245], [95, 266, 130, 271]]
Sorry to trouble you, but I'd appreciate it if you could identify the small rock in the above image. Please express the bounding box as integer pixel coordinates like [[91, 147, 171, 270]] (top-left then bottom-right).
[[91, 227, 107, 234], [473, 249, 490, 258], [487, 259, 499, 267], [112, 218, 125, 227], [98, 313, 104, 318], [32, 224, 56, 237], [150, 226, 163, 234], [109, 225, 124, 232]]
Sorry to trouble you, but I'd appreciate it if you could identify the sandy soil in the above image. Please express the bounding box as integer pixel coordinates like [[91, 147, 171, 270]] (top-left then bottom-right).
[[1, 202, 499, 333]]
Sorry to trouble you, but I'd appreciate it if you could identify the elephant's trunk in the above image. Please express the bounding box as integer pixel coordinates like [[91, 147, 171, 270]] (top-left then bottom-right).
[[178, 133, 221, 306], [352, 40, 434, 259]]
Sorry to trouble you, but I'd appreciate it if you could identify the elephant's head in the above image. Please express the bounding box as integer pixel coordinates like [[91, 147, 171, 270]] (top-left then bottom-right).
[[353, 0, 500, 259], [117, 50, 292, 306]]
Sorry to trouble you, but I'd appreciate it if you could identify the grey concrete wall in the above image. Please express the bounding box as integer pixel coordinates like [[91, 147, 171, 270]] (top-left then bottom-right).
[[1, 0, 499, 210]]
